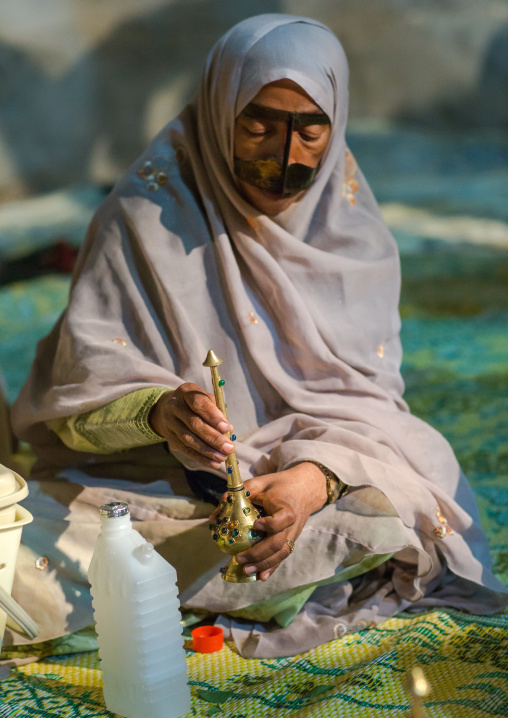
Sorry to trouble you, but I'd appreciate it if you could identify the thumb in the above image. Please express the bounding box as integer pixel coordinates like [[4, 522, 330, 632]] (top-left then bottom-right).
[[242, 473, 276, 499]]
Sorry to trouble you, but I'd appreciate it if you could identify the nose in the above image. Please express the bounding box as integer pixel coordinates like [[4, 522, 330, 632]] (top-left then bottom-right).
[[261, 127, 306, 166], [286, 134, 308, 166]]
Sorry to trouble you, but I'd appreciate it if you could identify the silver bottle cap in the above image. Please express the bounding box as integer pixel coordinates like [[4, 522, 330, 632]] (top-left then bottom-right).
[[99, 502, 130, 518]]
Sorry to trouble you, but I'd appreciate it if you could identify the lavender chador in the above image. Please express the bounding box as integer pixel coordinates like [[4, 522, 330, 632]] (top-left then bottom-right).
[[11, 15, 507, 658]]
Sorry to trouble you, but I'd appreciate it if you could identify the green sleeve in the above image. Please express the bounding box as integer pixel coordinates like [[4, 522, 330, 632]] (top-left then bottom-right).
[[47, 386, 170, 454]]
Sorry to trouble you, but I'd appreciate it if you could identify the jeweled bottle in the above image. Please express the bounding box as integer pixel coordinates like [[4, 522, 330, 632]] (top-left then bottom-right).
[[88, 502, 191, 718]]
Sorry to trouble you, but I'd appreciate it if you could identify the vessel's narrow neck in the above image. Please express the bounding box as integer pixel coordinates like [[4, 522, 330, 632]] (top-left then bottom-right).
[[209, 365, 242, 490], [100, 514, 132, 534]]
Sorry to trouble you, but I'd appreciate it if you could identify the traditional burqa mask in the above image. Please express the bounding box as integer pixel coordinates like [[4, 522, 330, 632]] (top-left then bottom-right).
[[233, 102, 330, 195]]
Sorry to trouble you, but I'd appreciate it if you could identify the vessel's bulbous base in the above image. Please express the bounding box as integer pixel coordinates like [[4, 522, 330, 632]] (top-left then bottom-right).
[[210, 489, 265, 582], [220, 555, 258, 583]]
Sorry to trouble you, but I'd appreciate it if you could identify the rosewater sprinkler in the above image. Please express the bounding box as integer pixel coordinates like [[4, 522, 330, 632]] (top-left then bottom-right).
[[203, 350, 265, 582]]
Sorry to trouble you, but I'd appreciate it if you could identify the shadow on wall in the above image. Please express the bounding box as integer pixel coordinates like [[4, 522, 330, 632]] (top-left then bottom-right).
[[0, 0, 282, 196], [400, 24, 508, 128]]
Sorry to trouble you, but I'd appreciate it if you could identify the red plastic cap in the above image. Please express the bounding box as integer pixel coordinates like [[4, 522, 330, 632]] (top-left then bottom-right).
[[191, 625, 224, 653]]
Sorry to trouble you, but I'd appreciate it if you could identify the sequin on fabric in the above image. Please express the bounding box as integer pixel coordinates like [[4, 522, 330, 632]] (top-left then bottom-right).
[[342, 149, 359, 206]]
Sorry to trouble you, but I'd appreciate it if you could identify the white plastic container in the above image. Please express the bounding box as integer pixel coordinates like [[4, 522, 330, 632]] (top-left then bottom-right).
[[88, 502, 191, 718], [0, 464, 38, 650]]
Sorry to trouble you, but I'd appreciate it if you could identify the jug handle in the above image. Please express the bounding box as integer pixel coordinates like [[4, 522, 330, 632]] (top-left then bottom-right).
[[0, 584, 39, 640]]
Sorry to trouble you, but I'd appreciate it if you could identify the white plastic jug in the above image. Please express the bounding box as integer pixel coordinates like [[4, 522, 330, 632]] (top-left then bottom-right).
[[0, 464, 39, 651], [88, 502, 191, 718]]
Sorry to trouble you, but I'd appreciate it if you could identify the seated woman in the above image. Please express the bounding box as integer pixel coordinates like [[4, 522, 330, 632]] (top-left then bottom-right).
[[11, 14, 507, 658]]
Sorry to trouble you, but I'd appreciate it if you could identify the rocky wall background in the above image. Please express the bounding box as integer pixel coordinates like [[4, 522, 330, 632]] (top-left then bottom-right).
[[0, 0, 507, 202]]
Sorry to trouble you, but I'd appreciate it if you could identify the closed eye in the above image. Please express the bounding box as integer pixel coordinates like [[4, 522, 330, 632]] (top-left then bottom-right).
[[247, 129, 268, 137], [299, 132, 321, 142], [239, 115, 272, 137], [296, 125, 327, 142]]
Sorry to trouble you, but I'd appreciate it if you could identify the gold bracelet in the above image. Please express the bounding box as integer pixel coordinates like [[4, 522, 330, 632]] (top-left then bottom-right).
[[305, 461, 349, 504]]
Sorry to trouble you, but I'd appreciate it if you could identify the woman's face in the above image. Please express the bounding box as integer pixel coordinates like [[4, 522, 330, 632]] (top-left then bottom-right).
[[234, 79, 331, 216]]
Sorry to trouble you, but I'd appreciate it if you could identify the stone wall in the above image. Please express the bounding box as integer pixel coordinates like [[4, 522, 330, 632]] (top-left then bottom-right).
[[0, 0, 507, 201]]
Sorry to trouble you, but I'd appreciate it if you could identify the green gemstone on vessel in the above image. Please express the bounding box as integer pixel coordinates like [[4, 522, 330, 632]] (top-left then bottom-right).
[[245, 491, 250, 497], [243, 507, 250, 516], [219, 379, 225, 386]]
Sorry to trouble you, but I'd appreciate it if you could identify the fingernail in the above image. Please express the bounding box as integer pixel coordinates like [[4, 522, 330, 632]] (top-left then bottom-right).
[[213, 452, 227, 461], [244, 565, 256, 575], [236, 556, 247, 564], [223, 442, 234, 453], [217, 421, 228, 432], [210, 461, 221, 469]]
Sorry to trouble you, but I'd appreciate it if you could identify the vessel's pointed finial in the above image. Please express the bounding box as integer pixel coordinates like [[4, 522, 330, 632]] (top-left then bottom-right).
[[203, 349, 223, 368], [410, 666, 430, 697], [406, 665, 431, 718]]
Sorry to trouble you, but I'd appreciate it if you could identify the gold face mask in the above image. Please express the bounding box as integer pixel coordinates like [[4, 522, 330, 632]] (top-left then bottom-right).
[[234, 103, 330, 195]]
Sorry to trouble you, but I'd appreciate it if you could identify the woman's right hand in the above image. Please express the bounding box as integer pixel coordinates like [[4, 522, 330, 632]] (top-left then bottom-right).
[[149, 383, 234, 469]]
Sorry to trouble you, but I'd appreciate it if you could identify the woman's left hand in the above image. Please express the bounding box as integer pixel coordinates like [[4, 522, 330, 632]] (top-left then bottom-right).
[[211, 462, 328, 581]]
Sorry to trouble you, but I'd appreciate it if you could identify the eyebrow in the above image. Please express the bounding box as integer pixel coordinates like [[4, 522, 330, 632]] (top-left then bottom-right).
[[241, 102, 330, 127]]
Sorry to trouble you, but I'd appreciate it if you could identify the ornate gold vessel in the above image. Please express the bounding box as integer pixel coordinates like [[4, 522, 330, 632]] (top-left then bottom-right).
[[203, 350, 264, 583]]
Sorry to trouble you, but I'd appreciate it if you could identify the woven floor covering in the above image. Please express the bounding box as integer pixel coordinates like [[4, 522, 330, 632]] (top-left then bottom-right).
[[0, 607, 507, 717]]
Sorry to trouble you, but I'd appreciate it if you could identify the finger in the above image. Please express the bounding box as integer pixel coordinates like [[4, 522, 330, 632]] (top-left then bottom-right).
[[175, 406, 235, 456], [209, 492, 228, 521], [259, 565, 279, 582], [240, 476, 278, 512], [242, 539, 293, 576], [237, 529, 293, 575], [169, 418, 232, 464], [180, 384, 232, 433], [201, 394, 234, 433], [166, 430, 223, 470], [241, 476, 272, 496], [235, 500, 295, 564], [252, 507, 295, 535], [209, 507, 220, 521]]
